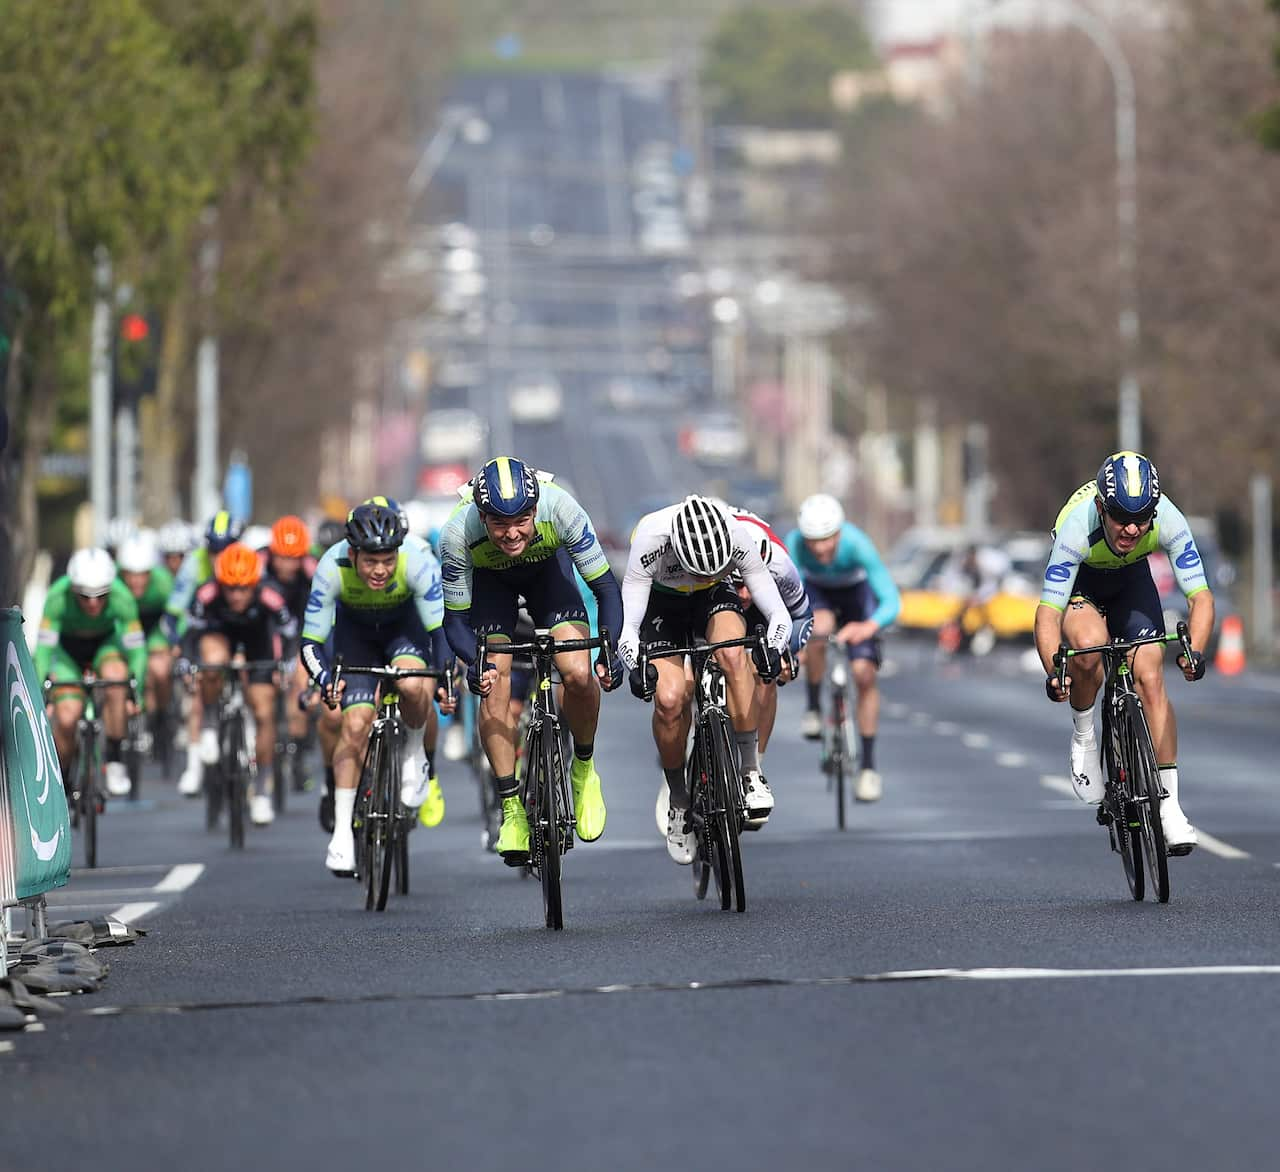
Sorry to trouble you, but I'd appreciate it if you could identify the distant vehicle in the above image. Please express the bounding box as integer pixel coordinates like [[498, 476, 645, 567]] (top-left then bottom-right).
[[680, 412, 748, 466], [597, 376, 682, 412], [417, 462, 471, 496], [421, 407, 488, 465], [639, 213, 690, 256], [509, 373, 564, 425]]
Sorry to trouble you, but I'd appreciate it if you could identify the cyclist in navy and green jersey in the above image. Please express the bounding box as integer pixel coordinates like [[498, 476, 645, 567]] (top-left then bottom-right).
[[1034, 451, 1214, 855], [38, 548, 146, 798], [301, 499, 456, 875], [438, 457, 623, 867], [167, 509, 245, 795], [116, 530, 176, 741]]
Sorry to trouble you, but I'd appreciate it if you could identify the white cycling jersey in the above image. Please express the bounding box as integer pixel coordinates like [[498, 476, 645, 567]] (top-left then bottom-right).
[[732, 510, 810, 620], [618, 504, 792, 668]]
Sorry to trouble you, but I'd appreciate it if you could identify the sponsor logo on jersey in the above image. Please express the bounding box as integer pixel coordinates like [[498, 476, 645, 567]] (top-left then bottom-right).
[[1044, 560, 1074, 584]]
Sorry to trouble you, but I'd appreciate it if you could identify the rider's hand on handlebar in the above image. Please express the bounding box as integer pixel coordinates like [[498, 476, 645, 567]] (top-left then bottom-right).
[[752, 642, 784, 683], [596, 650, 625, 692], [629, 664, 657, 701], [466, 661, 496, 697], [435, 682, 458, 714], [1178, 650, 1207, 682], [836, 619, 878, 647], [1045, 674, 1070, 703]]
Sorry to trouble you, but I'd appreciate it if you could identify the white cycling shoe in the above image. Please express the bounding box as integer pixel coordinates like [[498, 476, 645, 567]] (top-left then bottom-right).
[[854, 768, 882, 803], [1161, 799, 1197, 856], [401, 765, 431, 809], [743, 770, 773, 826], [199, 726, 220, 766], [655, 779, 670, 836], [105, 761, 132, 796], [801, 710, 822, 740], [326, 835, 356, 875], [177, 761, 203, 797], [1069, 737, 1104, 804], [666, 804, 695, 865], [249, 793, 274, 826]]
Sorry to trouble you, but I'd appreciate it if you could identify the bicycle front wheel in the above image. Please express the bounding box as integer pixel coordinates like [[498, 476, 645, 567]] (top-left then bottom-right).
[[1104, 708, 1143, 901], [125, 713, 143, 802], [709, 715, 746, 913], [533, 724, 563, 930], [1125, 695, 1169, 903], [80, 735, 100, 869], [831, 690, 848, 832], [224, 715, 247, 850]]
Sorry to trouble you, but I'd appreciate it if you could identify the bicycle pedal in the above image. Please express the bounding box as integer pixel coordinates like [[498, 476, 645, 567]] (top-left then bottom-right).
[[1095, 806, 1111, 826]]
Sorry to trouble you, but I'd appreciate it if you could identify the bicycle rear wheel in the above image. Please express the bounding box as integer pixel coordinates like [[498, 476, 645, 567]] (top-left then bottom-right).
[[1125, 695, 1169, 903], [394, 815, 410, 895], [710, 716, 746, 913]]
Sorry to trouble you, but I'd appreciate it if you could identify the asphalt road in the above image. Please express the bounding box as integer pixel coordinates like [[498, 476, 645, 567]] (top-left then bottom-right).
[[8, 647, 1280, 1170]]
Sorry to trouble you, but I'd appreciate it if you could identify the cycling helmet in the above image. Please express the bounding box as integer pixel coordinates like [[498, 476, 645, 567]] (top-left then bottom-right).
[[105, 517, 137, 552], [67, 548, 117, 598], [270, 515, 311, 558], [797, 493, 845, 540], [158, 519, 195, 555], [472, 456, 540, 518], [671, 495, 734, 578], [317, 518, 346, 550], [205, 509, 245, 554], [345, 500, 407, 553], [1095, 451, 1160, 524], [214, 542, 262, 588], [241, 524, 272, 553], [117, 530, 159, 574]]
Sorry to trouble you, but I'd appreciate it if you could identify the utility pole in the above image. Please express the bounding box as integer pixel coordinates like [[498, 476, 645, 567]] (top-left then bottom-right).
[[194, 212, 220, 522], [1252, 474, 1274, 662], [89, 248, 113, 546]]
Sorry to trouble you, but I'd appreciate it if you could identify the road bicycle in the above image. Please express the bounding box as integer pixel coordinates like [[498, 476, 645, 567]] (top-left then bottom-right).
[[44, 675, 137, 869], [329, 660, 453, 912], [182, 659, 281, 850], [1054, 621, 1196, 904], [476, 629, 611, 930], [639, 632, 772, 913], [819, 635, 855, 831]]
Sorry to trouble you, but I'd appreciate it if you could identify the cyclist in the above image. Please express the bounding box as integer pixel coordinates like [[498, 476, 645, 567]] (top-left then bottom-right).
[[619, 495, 791, 864], [439, 457, 624, 867], [116, 530, 176, 748], [301, 500, 456, 875], [786, 493, 900, 804], [167, 509, 245, 796], [157, 520, 195, 577], [180, 543, 298, 826], [1035, 451, 1212, 854], [37, 548, 146, 797]]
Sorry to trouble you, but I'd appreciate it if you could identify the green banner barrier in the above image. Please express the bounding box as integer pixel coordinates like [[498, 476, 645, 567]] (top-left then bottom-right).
[[0, 607, 71, 903]]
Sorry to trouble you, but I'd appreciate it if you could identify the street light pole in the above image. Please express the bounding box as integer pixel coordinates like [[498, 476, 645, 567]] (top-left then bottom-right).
[[970, 0, 1141, 452]]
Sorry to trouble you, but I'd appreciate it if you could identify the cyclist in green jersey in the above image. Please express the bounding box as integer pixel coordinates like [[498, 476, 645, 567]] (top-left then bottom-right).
[[117, 530, 176, 729], [38, 548, 147, 797]]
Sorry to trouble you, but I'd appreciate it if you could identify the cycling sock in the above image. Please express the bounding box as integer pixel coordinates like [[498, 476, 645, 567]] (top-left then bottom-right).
[[806, 681, 821, 711], [1070, 701, 1096, 740], [324, 765, 335, 797], [573, 741, 593, 761], [258, 762, 275, 798], [735, 729, 759, 772], [1159, 763, 1178, 800], [860, 735, 876, 771], [494, 773, 519, 802], [333, 787, 356, 836], [664, 766, 689, 807], [106, 737, 122, 763], [423, 747, 435, 778]]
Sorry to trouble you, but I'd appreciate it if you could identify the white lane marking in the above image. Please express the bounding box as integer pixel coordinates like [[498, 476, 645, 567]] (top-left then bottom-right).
[[109, 902, 159, 923], [153, 863, 205, 893], [932, 721, 960, 736], [996, 751, 1028, 768], [1040, 774, 1075, 796], [872, 965, 1280, 982], [908, 712, 930, 727], [69, 864, 170, 878], [0, 1041, 13, 1054], [1195, 832, 1250, 860], [961, 732, 990, 749], [885, 702, 909, 719]]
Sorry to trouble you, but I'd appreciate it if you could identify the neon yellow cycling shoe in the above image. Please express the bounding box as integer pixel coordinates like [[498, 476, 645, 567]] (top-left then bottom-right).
[[570, 757, 607, 842], [417, 776, 445, 828], [495, 796, 530, 866]]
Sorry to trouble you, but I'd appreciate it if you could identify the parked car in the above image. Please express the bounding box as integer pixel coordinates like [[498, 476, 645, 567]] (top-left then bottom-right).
[[420, 407, 488, 465], [680, 412, 748, 466], [509, 372, 564, 425]]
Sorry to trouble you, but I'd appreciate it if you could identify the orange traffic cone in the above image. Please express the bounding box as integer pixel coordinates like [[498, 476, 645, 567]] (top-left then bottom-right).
[[1215, 614, 1246, 676]]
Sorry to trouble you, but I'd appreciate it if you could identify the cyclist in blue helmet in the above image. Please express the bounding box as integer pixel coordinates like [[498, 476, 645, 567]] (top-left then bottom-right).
[[437, 456, 624, 870], [1035, 451, 1214, 855]]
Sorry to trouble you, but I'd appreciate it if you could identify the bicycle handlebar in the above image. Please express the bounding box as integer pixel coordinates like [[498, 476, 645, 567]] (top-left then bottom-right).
[[1053, 621, 1195, 694], [327, 659, 456, 711], [637, 631, 771, 701], [475, 628, 613, 683], [43, 676, 138, 699]]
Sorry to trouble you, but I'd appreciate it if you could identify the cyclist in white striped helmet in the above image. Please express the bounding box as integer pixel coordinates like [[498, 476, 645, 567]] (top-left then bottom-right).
[[618, 495, 792, 865]]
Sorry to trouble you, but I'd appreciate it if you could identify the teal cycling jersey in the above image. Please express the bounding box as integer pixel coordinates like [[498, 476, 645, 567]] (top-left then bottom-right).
[[1039, 483, 1209, 611], [301, 537, 444, 643], [784, 522, 901, 629]]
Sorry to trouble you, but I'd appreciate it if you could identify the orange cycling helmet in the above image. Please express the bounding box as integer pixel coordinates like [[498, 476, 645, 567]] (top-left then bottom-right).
[[270, 515, 311, 558], [214, 542, 262, 588]]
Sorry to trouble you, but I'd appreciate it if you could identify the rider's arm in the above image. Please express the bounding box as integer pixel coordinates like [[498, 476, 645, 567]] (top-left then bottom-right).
[[162, 549, 202, 643], [581, 567, 622, 645], [260, 584, 299, 662], [617, 543, 655, 669], [1156, 499, 1215, 652], [34, 578, 68, 683], [111, 580, 148, 693], [548, 486, 621, 641], [437, 514, 480, 665], [1034, 603, 1065, 677], [846, 527, 901, 630], [738, 543, 792, 649], [299, 548, 340, 683], [405, 543, 451, 668]]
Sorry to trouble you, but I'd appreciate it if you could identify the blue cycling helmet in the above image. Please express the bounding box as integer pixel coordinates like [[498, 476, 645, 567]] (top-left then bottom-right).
[[1095, 451, 1160, 524], [472, 457, 540, 518], [205, 509, 245, 554]]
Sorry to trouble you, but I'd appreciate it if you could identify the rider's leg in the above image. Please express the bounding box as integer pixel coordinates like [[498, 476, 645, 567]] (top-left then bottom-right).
[[247, 681, 277, 800], [802, 608, 835, 737], [1133, 641, 1195, 850], [1059, 599, 1109, 803], [553, 631, 606, 841]]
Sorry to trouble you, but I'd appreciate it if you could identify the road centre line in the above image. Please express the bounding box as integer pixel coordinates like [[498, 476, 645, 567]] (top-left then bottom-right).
[[996, 751, 1028, 767], [153, 864, 205, 893], [961, 732, 991, 749], [109, 902, 159, 924], [1040, 774, 1075, 796]]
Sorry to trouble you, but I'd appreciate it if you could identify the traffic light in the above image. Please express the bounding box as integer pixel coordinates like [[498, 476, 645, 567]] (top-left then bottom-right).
[[114, 311, 156, 400]]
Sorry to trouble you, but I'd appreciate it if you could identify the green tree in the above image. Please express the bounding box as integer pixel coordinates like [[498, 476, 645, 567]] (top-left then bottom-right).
[[1258, 0, 1280, 148], [702, 4, 877, 128]]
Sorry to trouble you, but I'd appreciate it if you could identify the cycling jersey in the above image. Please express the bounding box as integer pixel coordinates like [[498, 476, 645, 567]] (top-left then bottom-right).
[[733, 511, 811, 622], [784, 522, 901, 629], [619, 505, 792, 668], [438, 480, 621, 662], [1039, 483, 1209, 611], [36, 576, 147, 686], [184, 580, 298, 683], [163, 547, 215, 642], [263, 552, 318, 634], [299, 539, 448, 680], [122, 565, 175, 652]]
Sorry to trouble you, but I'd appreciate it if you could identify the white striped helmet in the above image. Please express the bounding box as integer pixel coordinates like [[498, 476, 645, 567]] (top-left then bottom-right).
[[671, 496, 734, 579]]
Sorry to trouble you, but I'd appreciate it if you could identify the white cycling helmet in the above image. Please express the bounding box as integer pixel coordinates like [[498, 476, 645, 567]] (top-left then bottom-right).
[[157, 519, 195, 554], [240, 524, 273, 553], [105, 516, 137, 552], [67, 547, 117, 598], [671, 495, 734, 578], [117, 530, 160, 574], [797, 493, 845, 540]]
